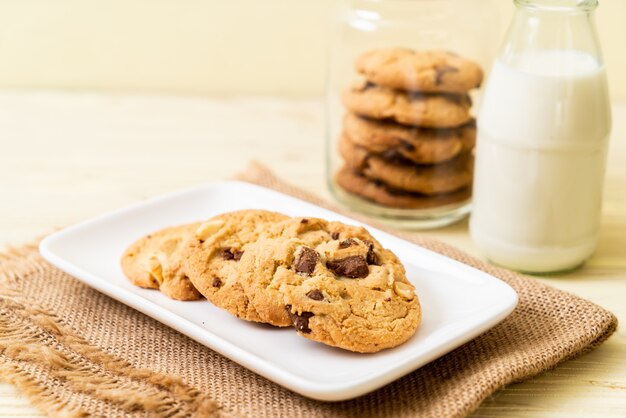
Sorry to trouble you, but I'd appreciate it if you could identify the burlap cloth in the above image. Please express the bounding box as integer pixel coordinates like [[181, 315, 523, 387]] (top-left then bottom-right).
[[0, 162, 617, 418]]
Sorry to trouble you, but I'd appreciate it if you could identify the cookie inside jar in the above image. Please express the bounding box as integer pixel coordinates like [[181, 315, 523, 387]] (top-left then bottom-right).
[[329, 47, 484, 229]]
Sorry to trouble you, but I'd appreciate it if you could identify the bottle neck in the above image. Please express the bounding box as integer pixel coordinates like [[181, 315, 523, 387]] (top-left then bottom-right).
[[499, 0, 603, 67]]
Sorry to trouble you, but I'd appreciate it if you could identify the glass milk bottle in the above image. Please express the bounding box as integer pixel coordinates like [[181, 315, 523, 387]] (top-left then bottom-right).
[[470, 0, 611, 273]]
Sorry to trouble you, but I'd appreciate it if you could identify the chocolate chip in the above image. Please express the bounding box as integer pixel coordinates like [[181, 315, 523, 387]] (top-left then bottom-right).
[[435, 65, 459, 85], [220, 247, 243, 261], [381, 148, 404, 161], [367, 248, 380, 266], [219, 247, 234, 260], [326, 256, 369, 278], [380, 148, 413, 165], [306, 289, 324, 301], [363, 240, 381, 266], [331, 232, 340, 240], [399, 140, 416, 152], [338, 238, 358, 249], [295, 247, 319, 275], [285, 305, 313, 333], [300, 218, 309, 224], [212, 277, 222, 288]]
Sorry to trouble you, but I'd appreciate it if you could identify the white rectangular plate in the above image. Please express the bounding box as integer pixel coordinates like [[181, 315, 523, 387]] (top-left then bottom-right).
[[40, 181, 518, 401]]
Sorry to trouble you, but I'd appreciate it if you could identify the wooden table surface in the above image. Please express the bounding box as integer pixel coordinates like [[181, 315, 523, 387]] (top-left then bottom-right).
[[0, 92, 624, 417]]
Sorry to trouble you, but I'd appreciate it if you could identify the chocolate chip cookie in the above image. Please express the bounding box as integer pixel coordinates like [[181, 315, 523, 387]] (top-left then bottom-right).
[[181, 210, 289, 324], [335, 166, 472, 209], [121, 224, 202, 301], [342, 80, 472, 128], [343, 112, 475, 164], [339, 135, 473, 195], [355, 48, 483, 93], [238, 217, 421, 352]]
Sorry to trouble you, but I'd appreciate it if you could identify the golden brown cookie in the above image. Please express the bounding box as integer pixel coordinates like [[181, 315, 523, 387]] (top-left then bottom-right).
[[341, 80, 472, 128], [238, 217, 421, 352], [181, 210, 289, 324], [343, 112, 475, 164], [335, 166, 472, 209], [121, 224, 202, 301], [355, 48, 483, 93], [339, 135, 474, 195]]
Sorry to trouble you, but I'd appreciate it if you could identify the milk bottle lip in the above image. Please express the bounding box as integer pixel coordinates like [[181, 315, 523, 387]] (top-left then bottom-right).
[[514, 0, 598, 13]]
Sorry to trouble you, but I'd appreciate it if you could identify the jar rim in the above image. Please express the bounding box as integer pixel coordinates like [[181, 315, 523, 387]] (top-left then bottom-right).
[[514, 0, 598, 12]]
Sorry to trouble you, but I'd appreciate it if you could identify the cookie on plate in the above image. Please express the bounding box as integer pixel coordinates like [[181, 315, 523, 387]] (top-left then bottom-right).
[[181, 209, 289, 324], [343, 112, 476, 164], [339, 135, 474, 195], [121, 223, 202, 301], [341, 80, 472, 128], [355, 48, 483, 93], [335, 166, 472, 209], [238, 217, 421, 352]]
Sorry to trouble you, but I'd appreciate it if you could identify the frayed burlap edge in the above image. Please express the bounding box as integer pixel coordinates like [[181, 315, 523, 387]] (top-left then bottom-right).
[[0, 244, 226, 418]]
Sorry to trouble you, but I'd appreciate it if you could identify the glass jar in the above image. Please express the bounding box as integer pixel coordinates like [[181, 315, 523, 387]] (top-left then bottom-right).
[[326, 0, 498, 229], [470, 0, 611, 273]]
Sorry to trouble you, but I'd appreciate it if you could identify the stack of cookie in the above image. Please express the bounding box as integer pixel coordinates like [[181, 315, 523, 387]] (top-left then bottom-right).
[[121, 210, 421, 353], [335, 48, 483, 209]]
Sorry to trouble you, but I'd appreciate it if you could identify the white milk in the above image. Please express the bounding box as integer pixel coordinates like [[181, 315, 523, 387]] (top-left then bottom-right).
[[470, 50, 611, 272]]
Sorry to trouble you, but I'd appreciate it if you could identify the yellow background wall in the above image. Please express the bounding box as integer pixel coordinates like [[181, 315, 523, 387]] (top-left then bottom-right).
[[0, 0, 624, 98]]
